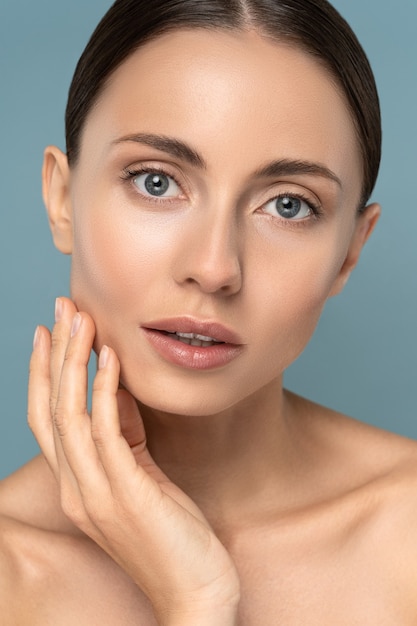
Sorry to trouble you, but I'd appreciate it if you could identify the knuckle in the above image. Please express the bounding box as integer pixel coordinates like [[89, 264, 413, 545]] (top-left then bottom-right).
[[90, 421, 109, 450], [62, 343, 85, 369], [51, 331, 63, 354], [62, 348, 75, 366], [49, 391, 58, 413], [84, 497, 113, 528], [60, 489, 86, 527], [53, 404, 69, 439]]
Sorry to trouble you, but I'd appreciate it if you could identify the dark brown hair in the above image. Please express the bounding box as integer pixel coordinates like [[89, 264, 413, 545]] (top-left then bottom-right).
[[65, 0, 381, 209]]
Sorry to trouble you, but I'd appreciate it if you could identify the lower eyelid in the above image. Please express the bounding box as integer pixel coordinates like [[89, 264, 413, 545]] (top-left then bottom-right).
[[135, 172, 180, 194], [263, 194, 321, 218], [122, 167, 187, 199]]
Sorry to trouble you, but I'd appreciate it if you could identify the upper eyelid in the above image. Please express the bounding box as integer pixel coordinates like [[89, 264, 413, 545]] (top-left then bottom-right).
[[262, 194, 320, 219], [124, 163, 181, 180], [123, 164, 186, 192], [261, 188, 322, 214], [120, 165, 192, 206], [274, 191, 318, 205], [121, 164, 324, 210]]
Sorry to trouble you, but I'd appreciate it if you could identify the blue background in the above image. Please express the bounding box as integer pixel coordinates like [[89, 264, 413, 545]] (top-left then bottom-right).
[[1, 1, 416, 478]]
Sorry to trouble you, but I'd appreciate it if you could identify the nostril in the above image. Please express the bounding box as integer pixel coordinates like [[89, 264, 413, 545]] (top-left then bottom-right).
[[172, 227, 242, 294]]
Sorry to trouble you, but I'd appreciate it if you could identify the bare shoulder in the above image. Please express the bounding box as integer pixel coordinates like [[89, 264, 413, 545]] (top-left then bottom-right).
[[0, 456, 63, 623], [0, 456, 64, 527], [0, 515, 20, 622], [0, 457, 155, 625], [288, 391, 417, 603], [0, 457, 93, 623], [286, 389, 417, 482], [286, 390, 417, 525]]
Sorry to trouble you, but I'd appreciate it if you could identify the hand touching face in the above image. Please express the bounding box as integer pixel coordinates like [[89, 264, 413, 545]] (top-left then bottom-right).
[[29, 297, 240, 622]]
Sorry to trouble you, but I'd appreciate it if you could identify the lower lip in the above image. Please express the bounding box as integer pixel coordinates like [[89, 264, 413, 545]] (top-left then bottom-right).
[[142, 329, 244, 370]]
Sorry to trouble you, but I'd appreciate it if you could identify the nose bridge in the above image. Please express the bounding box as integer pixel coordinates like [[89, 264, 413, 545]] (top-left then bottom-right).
[[175, 200, 243, 295]]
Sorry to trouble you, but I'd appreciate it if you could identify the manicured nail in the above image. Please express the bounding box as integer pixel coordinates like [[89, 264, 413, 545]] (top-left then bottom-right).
[[33, 326, 40, 349], [70, 313, 82, 337], [55, 298, 63, 323], [99, 345, 109, 369]]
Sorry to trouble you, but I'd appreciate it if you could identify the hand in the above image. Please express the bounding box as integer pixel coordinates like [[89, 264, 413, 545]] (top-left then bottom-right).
[[28, 297, 240, 623]]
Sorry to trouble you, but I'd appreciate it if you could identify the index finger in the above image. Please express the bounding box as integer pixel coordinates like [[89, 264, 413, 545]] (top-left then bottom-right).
[[28, 325, 57, 475]]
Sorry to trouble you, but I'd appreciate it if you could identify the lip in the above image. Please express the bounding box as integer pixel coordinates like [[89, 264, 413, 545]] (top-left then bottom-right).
[[141, 316, 244, 370], [143, 316, 242, 344]]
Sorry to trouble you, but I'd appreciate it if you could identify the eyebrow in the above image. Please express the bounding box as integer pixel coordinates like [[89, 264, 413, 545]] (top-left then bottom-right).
[[112, 132, 342, 188], [112, 133, 206, 168], [254, 159, 342, 188]]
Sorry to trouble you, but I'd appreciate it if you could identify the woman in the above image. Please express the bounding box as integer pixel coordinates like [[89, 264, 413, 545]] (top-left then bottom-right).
[[1, 0, 417, 623]]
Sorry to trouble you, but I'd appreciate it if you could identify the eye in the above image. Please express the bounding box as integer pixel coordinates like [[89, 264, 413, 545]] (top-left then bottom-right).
[[133, 171, 181, 198], [263, 194, 314, 220]]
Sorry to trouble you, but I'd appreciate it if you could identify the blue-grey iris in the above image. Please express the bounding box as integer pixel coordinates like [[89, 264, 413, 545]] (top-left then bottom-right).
[[144, 173, 170, 196], [275, 196, 301, 218]]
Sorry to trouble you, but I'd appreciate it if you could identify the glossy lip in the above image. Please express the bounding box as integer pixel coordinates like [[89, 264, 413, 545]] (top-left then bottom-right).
[[142, 316, 243, 345], [141, 316, 244, 370]]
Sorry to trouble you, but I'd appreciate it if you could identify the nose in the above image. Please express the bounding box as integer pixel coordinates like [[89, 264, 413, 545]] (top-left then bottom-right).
[[172, 208, 243, 296]]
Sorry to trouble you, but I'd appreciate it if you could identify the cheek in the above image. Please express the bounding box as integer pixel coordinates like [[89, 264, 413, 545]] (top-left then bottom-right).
[[251, 230, 349, 368], [69, 209, 173, 324]]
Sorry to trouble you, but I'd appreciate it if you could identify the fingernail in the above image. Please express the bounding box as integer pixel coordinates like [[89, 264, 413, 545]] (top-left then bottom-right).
[[70, 313, 82, 337], [99, 345, 109, 369], [33, 326, 40, 349], [55, 298, 63, 323]]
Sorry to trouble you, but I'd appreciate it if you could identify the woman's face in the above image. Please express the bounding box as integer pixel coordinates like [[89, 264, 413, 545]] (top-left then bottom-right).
[[52, 29, 376, 415]]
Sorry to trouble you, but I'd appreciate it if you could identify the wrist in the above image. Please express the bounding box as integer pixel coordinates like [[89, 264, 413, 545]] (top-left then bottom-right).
[[155, 571, 240, 626], [159, 597, 240, 626], [162, 608, 238, 626]]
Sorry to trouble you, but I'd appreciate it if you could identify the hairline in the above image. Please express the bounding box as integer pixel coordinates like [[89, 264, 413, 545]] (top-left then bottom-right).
[[69, 24, 368, 211]]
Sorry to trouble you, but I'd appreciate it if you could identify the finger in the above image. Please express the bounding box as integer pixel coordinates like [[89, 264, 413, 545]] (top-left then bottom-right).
[[50, 297, 79, 417], [93, 348, 212, 535], [91, 346, 136, 477], [49, 298, 86, 488], [91, 346, 170, 488], [53, 311, 108, 497], [28, 325, 58, 475]]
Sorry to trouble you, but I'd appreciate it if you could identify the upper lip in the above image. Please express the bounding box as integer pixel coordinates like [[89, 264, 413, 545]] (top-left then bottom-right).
[[142, 316, 243, 345]]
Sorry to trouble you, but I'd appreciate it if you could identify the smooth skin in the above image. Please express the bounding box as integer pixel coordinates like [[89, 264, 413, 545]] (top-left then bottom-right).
[[1, 29, 417, 624], [29, 302, 240, 625]]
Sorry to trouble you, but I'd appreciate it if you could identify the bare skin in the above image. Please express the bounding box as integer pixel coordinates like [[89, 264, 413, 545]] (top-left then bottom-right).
[[1, 30, 417, 624], [2, 390, 417, 624]]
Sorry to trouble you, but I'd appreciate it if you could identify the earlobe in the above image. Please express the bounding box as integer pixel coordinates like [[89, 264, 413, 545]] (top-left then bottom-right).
[[329, 202, 381, 297], [42, 146, 73, 254]]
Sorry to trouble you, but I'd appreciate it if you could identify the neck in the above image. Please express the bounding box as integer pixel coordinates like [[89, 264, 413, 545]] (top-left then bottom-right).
[[138, 379, 302, 527]]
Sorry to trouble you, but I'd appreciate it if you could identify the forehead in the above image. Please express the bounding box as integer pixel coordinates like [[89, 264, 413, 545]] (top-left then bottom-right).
[[81, 28, 362, 198]]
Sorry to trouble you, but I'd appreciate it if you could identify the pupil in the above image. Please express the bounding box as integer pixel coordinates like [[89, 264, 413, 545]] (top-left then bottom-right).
[[276, 196, 301, 218], [145, 173, 169, 196]]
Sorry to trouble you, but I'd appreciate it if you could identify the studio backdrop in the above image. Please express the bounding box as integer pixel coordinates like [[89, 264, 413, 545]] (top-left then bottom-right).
[[1, 0, 416, 478]]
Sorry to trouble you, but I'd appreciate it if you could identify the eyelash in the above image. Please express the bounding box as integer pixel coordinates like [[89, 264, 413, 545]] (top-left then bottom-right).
[[264, 192, 323, 219], [120, 165, 185, 201], [120, 166, 323, 221]]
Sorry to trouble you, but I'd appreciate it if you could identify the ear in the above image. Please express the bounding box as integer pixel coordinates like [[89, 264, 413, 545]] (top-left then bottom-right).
[[42, 146, 73, 254], [329, 202, 381, 297]]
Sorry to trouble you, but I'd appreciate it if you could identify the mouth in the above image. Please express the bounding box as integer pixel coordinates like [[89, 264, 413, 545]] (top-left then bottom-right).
[[141, 317, 244, 370], [162, 331, 225, 348], [143, 316, 242, 345]]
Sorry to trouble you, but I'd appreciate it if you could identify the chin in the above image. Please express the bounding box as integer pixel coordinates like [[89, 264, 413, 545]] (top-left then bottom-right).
[[123, 367, 280, 420], [132, 386, 239, 418]]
